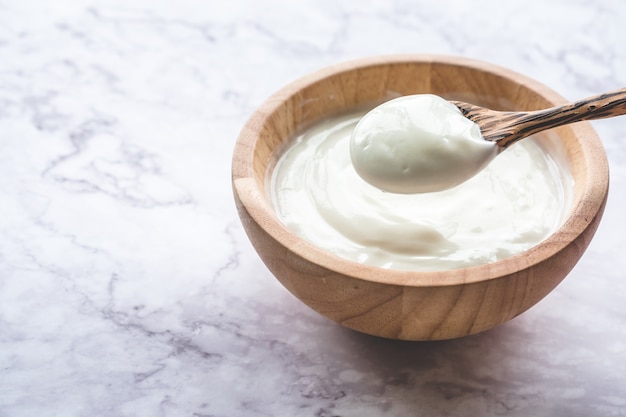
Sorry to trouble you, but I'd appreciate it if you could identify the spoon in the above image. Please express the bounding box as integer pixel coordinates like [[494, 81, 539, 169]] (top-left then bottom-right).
[[350, 90, 626, 194], [451, 88, 626, 149]]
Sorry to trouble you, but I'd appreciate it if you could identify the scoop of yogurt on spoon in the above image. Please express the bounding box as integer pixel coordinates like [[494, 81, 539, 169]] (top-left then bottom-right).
[[350, 94, 497, 194], [351, 88, 626, 193]]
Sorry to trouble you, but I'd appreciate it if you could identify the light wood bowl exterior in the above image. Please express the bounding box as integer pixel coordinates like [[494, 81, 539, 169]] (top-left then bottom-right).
[[232, 55, 609, 341]]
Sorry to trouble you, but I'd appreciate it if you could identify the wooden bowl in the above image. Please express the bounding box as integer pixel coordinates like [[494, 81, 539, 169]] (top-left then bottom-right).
[[232, 55, 609, 341]]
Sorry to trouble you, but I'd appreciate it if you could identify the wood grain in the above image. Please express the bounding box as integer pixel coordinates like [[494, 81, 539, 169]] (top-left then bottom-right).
[[231, 55, 609, 341], [453, 88, 626, 148]]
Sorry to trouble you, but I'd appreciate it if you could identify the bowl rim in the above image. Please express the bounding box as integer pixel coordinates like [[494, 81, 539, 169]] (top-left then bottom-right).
[[232, 53, 609, 287]]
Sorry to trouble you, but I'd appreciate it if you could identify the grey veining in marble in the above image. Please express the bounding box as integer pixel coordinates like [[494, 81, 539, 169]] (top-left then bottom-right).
[[1, 0, 626, 416]]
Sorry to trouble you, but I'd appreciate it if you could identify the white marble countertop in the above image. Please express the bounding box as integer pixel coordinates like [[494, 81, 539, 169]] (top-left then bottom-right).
[[1, 1, 626, 416]]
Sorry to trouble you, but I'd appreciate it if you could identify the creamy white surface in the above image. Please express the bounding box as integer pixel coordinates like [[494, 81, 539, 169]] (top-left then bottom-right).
[[2, 1, 626, 416], [272, 111, 567, 271], [351, 94, 498, 193]]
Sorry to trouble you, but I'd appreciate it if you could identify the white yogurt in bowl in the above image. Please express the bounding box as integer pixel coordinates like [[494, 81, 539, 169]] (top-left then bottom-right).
[[270, 108, 572, 271], [234, 55, 608, 340]]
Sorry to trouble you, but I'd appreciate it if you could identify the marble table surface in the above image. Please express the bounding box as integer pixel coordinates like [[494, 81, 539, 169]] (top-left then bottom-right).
[[2, 1, 626, 416]]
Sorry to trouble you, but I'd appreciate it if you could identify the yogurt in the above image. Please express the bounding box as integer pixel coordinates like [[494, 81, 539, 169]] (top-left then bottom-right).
[[350, 94, 498, 193], [270, 109, 570, 271]]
